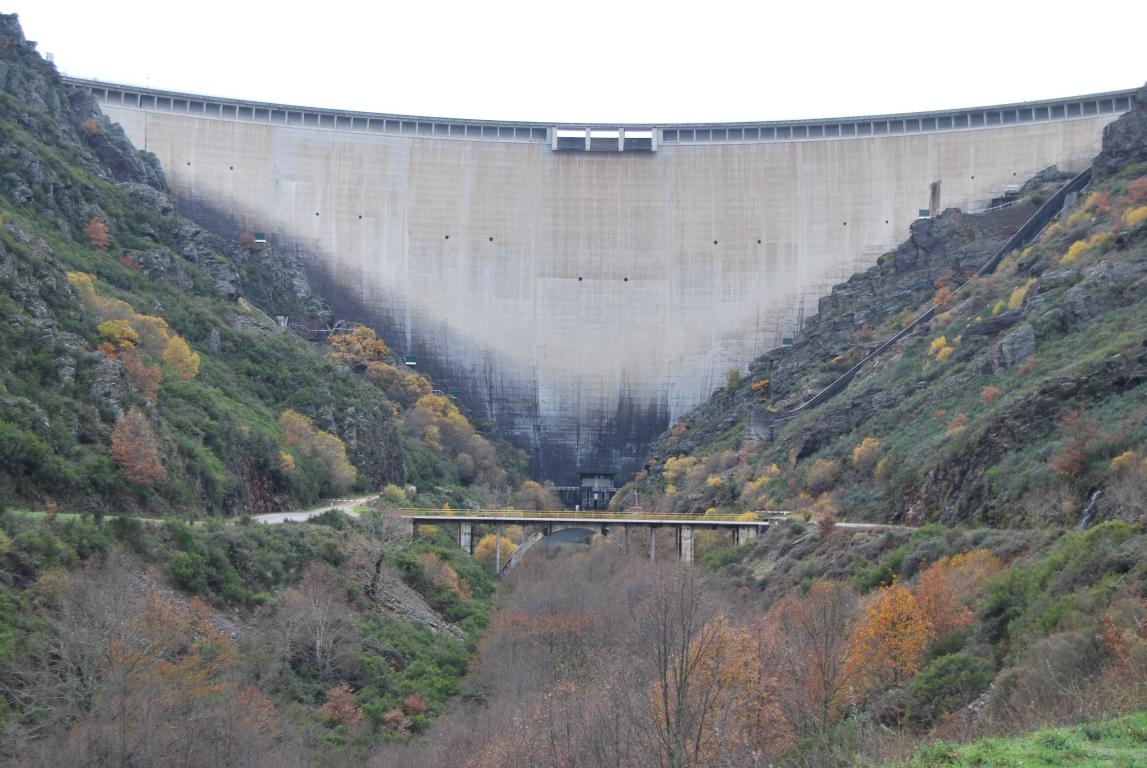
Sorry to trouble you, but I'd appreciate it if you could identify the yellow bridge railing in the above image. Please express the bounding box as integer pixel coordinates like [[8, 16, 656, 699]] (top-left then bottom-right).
[[398, 508, 792, 523]]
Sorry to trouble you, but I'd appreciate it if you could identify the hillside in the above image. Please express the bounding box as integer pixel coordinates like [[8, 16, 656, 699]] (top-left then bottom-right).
[[619, 83, 1147, 533], [0, 13, 526, 516]]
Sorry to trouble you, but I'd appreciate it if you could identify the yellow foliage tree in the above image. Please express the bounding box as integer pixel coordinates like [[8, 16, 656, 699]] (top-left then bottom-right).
[[363, 361, 432, 407], [162, 334, 200, 380], [1121, 205, 1147, 229], [473, 533, 517, 569], [97, 319, 138, 350], [1008, 278, 1037, 310], [851, 437, 882, 474], [328, 325, 390, 368], [279, 409, 356, 493]]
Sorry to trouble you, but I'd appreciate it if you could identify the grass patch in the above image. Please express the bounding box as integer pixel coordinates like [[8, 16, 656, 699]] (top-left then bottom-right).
[[906, 711, 1147, 766]]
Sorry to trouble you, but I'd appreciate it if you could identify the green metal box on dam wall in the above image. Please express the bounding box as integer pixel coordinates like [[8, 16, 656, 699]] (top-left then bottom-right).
[[71, 78, 1136, 484]]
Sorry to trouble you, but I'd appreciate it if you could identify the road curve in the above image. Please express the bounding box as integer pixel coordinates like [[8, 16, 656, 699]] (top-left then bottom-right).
[[253, 495, 379, 525]]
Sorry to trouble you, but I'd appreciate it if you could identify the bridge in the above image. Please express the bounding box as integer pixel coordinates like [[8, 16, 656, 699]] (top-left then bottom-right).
[[71, 77, 1138, 484], [401, 509, 775, 573]]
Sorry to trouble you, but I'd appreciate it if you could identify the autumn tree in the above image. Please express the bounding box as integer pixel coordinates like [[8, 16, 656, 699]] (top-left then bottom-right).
[[120, 350, 163, 403], [319, 682, 363, 728], [85, 217, 110, 250], [98, 319, 138, 350], [473, 533, 518, 571], [278, 409, 356, 494], [510, 480, 563, 511], [848, 578, 932, 690], [914, 549, 1002, 641], [1050, 408, 1101, 478], [327, 325, 390, 368], [363, 362, 432, 407], [110, 408, 164, 486], [851, 436, 882, 475], [162, 334, 200, 380], [636, 567, 774, 768], [757, 580, 859, 735], [60, 590, 279, 767]]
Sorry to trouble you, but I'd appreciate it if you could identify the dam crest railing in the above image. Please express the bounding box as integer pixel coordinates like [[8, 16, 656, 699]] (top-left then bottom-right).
[[66, 76, 1134, 149]]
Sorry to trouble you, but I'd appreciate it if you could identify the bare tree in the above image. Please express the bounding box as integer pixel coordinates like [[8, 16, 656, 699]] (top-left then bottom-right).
[[276, 562, 360, 681], [633, 566, 730, 768]]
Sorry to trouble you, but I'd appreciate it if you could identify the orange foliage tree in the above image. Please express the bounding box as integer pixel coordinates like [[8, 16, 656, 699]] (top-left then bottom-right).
[[848, 578, 931, 689], [319, 682, 363, 728], [1050, 408, 1101, 478], [84, 217, 110, 250], [914, 549, 1003, 641], [120, 349, 163, 403], [71, 591, 278, 766], [110, 407, 164, 486]]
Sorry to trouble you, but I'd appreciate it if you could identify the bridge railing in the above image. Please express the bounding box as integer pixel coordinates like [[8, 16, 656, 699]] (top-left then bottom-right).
[[399, 508, 790, 523]]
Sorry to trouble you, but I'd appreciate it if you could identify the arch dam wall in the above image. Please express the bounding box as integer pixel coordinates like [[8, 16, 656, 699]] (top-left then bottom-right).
[[71, 79, 1135, 484]]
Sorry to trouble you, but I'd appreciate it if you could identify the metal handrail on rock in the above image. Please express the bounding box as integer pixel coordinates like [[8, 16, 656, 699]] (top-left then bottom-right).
[[752, 168, 1093, 438]]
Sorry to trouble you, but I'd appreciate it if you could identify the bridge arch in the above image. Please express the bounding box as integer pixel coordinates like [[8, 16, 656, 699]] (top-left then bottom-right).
[[501, 525, 606, 575]]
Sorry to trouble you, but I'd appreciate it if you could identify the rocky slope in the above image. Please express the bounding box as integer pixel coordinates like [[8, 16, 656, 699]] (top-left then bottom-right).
[[0, 14, 507, 514]]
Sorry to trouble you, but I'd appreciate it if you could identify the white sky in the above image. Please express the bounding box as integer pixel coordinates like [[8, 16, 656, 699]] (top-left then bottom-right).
[[14, 1, 1146, 124]]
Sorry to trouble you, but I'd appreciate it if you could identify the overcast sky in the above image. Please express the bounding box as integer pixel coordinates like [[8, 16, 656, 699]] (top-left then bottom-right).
[[15, 1, 1146, 124]]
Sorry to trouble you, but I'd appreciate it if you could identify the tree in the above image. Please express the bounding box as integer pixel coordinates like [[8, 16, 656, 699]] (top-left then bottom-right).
[[510, 480, 563, 511], [363, 361, 431, 407], [97, 319, 138, 350], [848, 578, 931, 689], [276, 562, 359, 681], [120, 350, 162, 403], [84, 217, 110, 250], [327, 325, 390, 368], [473, 533, 517, 570], [1050, 408, 1101, 478], [757, 580, 859, 735], [851, 436, 882, 475], [913, 550, 1001, 642], [278, 410, 356, 494], [59, 590, 280, 767], [319, 682, 363, 728], [162, 335, 200, 381], [636, 567, 769, 768], [110, 408, 164, 486]]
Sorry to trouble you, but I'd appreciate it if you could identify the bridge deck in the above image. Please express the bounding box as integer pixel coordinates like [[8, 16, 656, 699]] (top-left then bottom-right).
[[400, 509, 786, 527]]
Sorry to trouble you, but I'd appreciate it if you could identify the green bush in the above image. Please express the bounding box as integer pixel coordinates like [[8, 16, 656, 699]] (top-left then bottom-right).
[[905, 652, 993, 729]]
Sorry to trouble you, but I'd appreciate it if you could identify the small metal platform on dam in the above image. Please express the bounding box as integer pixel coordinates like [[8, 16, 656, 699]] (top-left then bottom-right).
[[69, 77, 1139, 486]]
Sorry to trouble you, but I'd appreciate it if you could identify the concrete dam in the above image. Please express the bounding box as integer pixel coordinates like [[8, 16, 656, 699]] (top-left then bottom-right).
[[71, 78, 1135, 484]]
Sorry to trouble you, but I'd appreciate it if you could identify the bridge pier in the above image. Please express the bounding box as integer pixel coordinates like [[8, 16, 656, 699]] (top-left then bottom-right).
[[678, 525, 694, 564], [734, 525, 760, 546], [495, 523, 502, 574], [460, 522, 473, 554]]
